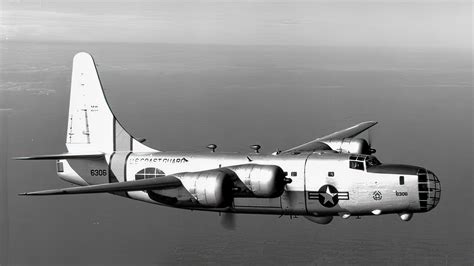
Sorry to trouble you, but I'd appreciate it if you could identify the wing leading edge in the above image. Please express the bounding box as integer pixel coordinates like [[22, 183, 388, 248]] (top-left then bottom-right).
[[19, 175, 182, 196], [282, 121, 377, 154], [13, 152, 105, 160], [317, 121, 377, 141]]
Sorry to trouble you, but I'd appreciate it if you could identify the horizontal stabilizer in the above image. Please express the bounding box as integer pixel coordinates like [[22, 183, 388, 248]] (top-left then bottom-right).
[[19, 175, 182, 196], [13, 152, 105, 160]]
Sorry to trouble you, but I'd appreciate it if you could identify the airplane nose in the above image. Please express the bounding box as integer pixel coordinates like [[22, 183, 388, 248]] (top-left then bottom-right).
[[417, 169, 441, 212]]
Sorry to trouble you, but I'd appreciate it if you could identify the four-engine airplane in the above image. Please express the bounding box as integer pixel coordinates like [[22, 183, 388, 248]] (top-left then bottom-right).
[[16, 53, 440, 225]]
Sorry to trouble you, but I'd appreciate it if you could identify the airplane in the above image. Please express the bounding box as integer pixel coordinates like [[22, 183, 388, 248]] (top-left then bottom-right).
[[15, 52, 441, 226]]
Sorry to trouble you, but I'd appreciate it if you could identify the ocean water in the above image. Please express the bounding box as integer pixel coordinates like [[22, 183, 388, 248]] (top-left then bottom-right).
[[0, 41, 472, 265]]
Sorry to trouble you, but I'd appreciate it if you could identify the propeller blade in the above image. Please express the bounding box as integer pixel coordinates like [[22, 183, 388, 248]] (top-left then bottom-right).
[[367, 128, 376, 154], [368, 128, 373, 146], [221, 212, 236, 230]]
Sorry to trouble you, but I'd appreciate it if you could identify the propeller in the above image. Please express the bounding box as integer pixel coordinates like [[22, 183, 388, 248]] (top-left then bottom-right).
[[367, 128, 376, 154], [220, 212, 236, 230]]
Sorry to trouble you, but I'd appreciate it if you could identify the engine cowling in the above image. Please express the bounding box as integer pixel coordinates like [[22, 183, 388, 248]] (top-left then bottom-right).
[[177, 170, 233, 208], [322, 138, 371, 154], [227, 164, 288, 198]]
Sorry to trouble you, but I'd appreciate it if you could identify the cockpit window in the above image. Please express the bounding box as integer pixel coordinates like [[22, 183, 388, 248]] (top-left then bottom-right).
[[349, 155, 381, 171], [350, 161, 365, 170], [366, 156, 381, 168]]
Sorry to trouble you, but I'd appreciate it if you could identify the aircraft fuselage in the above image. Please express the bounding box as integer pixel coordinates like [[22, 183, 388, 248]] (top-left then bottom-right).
[[58, 150, 440, 218]]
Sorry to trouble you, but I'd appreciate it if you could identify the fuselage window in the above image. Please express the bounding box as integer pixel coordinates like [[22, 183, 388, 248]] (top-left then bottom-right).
[[349, 161, 364, 170], [399, 176, 405, 185], [136, 170, 145, 180], [135, 168, 165, 180], [291, 172, 297, 177], [56, 161, 64, 173], [328, 171, 334, 177]]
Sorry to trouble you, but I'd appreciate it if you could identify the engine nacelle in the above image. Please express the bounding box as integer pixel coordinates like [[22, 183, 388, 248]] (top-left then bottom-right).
[[176, 170, 233, 208], [227, 164, 288, 198], [322, 138, 372, 154]]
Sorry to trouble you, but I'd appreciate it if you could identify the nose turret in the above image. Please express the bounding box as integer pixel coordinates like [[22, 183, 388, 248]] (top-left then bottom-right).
[[417, 169, 441, 212]]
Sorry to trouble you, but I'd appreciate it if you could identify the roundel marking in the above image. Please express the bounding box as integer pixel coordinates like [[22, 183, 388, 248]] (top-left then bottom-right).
[[318, 184, 340, 208]]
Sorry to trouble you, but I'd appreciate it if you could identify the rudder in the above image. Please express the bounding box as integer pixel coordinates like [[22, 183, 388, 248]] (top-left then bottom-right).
[[66, 52, 157, 153]]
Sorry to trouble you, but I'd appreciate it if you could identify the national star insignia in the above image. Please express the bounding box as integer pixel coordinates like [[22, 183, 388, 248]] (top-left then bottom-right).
[[307, 184, 350, 208], [322, 186, 338, 204]]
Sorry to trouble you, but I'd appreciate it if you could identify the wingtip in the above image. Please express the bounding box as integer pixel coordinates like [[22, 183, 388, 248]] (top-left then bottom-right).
[[18, 192, 28, 196], [363, 121, 378, 125], [12, 157, 29, 160], [358, 121, 378, 127]]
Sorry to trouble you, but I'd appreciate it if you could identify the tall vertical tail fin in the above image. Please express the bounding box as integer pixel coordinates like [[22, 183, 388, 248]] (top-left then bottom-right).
[[66, 52, 157, 153]]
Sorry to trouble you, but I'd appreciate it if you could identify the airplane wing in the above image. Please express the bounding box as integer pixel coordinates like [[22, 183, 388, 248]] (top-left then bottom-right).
[[19, 175, 182, 196], [282, 121, 377, 154], [316, 121, 377, 141], [13, 152, 105, 160]]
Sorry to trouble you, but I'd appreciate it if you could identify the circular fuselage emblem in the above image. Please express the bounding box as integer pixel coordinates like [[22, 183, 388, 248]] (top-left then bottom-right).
[[373, 191, 382, 200], [318, 184, 340, 208]]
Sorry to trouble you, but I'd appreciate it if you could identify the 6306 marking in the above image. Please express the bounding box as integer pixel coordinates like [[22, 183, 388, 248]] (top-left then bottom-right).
[[91, 169, 107, 176]]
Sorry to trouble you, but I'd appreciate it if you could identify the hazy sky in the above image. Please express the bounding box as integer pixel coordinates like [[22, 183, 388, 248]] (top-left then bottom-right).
[[1, 0, 471, 49], [1, 41, 472, 265], [0, 1, 472, 265]]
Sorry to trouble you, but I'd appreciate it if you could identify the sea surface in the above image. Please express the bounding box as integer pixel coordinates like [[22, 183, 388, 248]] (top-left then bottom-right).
[[0, 41, 472, 265]]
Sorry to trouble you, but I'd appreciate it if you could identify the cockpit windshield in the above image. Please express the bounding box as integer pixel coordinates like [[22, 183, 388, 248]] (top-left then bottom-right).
[[349, 155, 381, 171], [366, 156, 381, 168]]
